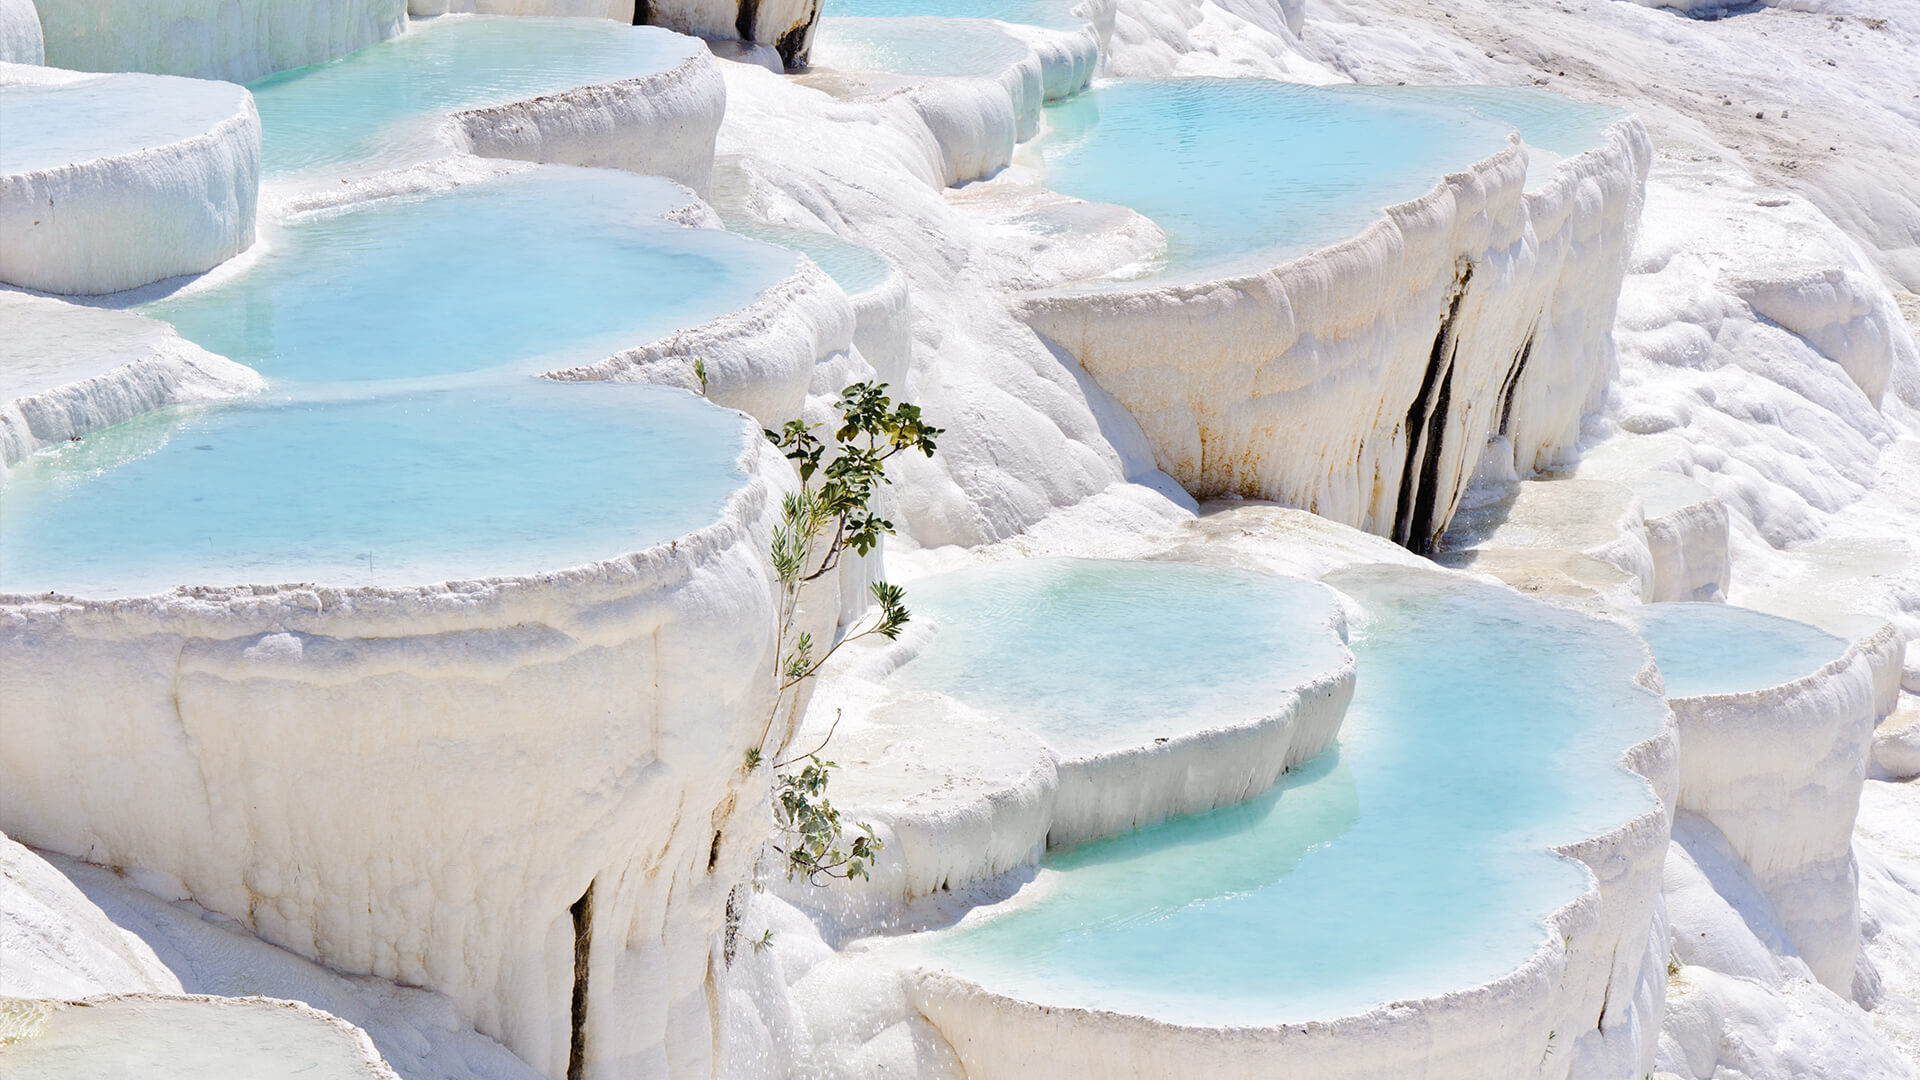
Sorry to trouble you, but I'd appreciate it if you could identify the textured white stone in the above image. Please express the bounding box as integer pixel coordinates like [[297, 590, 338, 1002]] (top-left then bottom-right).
[[0, 428, 793, 1080], [1017, 122, 1654, 552], [0, 63, 260, 295], [0, 291, 264, 471], [1664, 625, 1887, 992], [34, 0, 405, 83], [452, 43, 727, 196]]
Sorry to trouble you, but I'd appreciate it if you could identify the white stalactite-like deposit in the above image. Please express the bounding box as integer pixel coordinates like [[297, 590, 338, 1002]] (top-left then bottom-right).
[[1664, 628, 1889, 993], [34, 0, 405, 83], [0, 64, 260, 295], [1017, 121, 1653, 552], [0, 430, 794, 1080]]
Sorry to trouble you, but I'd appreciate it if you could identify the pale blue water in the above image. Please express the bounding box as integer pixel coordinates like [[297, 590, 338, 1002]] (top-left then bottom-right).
[[1629, 603, 1847, 699], [824, 0, 1084, 30], [890, 559, 1350, 756], [0, 75, 248, 175], [0, 380, 747, 598], [248, 16, 704, 177], [810, 17, 1032, 79], [924, 565, 1665, 1025], [1037, 80, 1514, 276], [1365, 85, 1624, 158], [721, 220, 894, 297], [141, 169, 798, 384]]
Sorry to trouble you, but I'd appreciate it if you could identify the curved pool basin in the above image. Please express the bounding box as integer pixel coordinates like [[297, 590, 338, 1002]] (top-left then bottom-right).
[[919, 565, 1666, 1027], [0, 378, 750, 598], [249, 16, 706, 177], [1034, 79, 1514, 277], [810, 17, 1034, 80], [141, 167, 799, 384], [1627, 602, 1849, 699], [822, 0, 1089, 30], [721, 220, 895, 299], [889, 558, 1350, 757], [0, 72, 249, 177]]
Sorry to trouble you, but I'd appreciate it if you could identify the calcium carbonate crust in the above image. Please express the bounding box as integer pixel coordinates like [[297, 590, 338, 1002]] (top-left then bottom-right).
[[0, 428, 795, 1079], [34, 0, 406, 83], [1016, 118, 1654, 552], [0, 293, 266, 471], [0, 64, 261, 296], [452, 45, 728, 196], [781, 576, 1355, 924], [907, 599, 1680, 1080], [7, 994, 401, 1080], [1664, 621, 1899, 992], [545, 256, 856, 431]]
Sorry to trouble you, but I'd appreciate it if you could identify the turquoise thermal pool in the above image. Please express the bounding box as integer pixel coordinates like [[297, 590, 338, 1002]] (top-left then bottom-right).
[[142, 168, 799, 384], [921, 565, 1665, 1025], [888, 559, 1350, 756], [1035, 79, 1516, 276], [0, 167, 799, 599], [721, 220, 895, 298], [822, 0, 1086, 30], [1628, 603, 1848, 700], [248, 16, 705, 177], [0, 73, 249, 176], [811, 17, 1033, 81], [0, 380, 749, 598]]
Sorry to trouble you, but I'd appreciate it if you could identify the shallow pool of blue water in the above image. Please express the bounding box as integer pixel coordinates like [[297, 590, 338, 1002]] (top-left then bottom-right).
[[922, 565, 1665, 1025], [1628, 603, 1847, 699], [0, 73, 248, 176], [249, 16, 704, 177], [890, 558, 1351, 756], [1035, 80, 1514, 277], [0, 379, 748, 598], [141, 168, 797, 384]]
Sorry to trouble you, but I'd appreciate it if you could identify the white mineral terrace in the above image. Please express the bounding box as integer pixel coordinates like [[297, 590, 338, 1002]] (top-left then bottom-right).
[[3, 0, 1917, 1078], [0, 63, 260, 294]]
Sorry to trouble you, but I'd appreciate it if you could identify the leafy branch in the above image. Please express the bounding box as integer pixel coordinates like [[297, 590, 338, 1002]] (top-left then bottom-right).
[[753, 382, 940, 885]]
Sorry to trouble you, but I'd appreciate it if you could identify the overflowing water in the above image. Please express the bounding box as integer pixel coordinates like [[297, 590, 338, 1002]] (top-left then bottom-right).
[[921, 565, 1665, 1025], [248, 16, 704, 178], [720, 219, 895, 298], [1627, 603, 1848, 699], [889, 558, 1350, 755]]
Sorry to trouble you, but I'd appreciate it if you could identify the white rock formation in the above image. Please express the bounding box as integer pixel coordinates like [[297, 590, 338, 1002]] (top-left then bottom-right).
[[1665, 626, 1889, 992], [451, 40, 727, 196], [0, 0, 41, 63], [645, 0, 822, 68], [1018, 121, 1653, 553], [33, 0, 406, 83], [1, 833, 180, 998], [0, 426, 794, 1080], [0, 291, 265, 471], [0, 63, 260, 295]]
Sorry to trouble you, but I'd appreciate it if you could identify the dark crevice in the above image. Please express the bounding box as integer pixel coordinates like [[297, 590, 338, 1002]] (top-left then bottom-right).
[[1392, 261, 1473, 549], [707, 829, 723, 873], [734, 0, 759, 44], [566, 882, 594, 1080], [631, 0, 649, 26], [1407, 359, 1456, 556], [722, 885, 742, 969], [1495, 327, 1537, 438]]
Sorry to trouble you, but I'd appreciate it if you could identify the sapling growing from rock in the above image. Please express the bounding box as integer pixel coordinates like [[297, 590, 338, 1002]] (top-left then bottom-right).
[[752, 381, 940, 886]]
